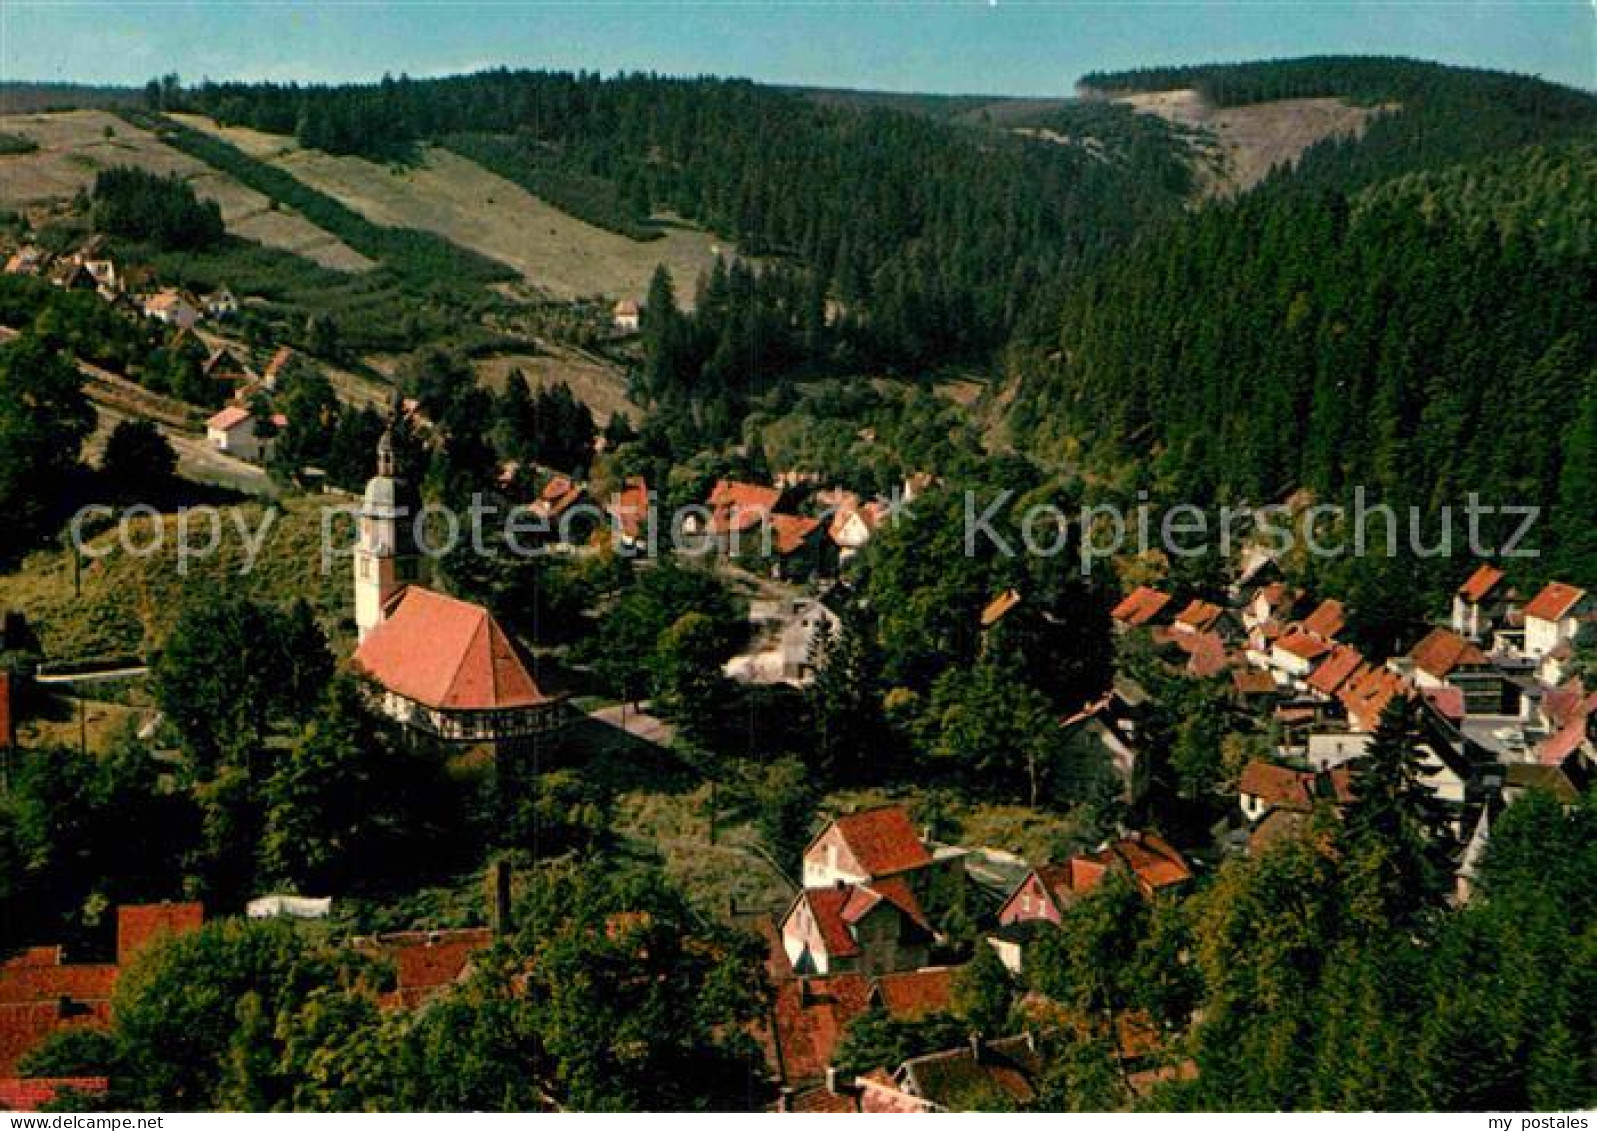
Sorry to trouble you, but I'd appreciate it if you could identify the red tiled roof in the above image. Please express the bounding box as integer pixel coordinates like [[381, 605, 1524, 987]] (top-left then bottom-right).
[[205, 404, 251, 432], [1339, 666, 1410, 732], [1112, 586, 1171, 627], [1524, 582, 1587, 624], [1177, 630, 1229, 678], [824, 806, 932, 877], [1174, 599, 1223, 633], [530, 475, 585, 520], [1408, 627, 1488, 682], [1300, 599, 1346, 640], [0, 950, 61, 971], [1232, 669, 1277, 697], [873, 967, 955, 1017], [708, 479, 781, 512], [843, 876, 931, 933], [353, 587, 552, 712], [263, 345, 294, 381], [981, 589, 1023, 628], [1307, 644, 1366, 698], [792, 1086, 860, 1112], [769, 513, 822, 556], [0, 1077, 108, 1112], [355, 928, 493, 1010], [1423, 686, 1466, 723], [1457, 564, 1506, 604], [707, 480, 780, 536], [116, 902, 203, 966], [1240, 761, 1355, 813], [795, 887, 861, 959], [1101, 832, 1192, 893], [1541, 678, 1594, 730], [1276, 630, 1332, 662], [1539, 720, 1590, 768], [767, 974, 875, 1084], [607, 477, 649, 540], [1239, 761, 1316, 810], [0, 965, 117, 1007]]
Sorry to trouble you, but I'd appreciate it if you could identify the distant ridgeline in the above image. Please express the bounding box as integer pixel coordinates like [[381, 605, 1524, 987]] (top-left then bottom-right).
[[1011, 57, 1597, 597], [1078, 55, 1597, 191]]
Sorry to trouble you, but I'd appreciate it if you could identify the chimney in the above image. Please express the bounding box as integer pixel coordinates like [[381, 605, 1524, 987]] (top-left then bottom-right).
[[825, 1066, 841, 1095], [486, 858, 512, 936]]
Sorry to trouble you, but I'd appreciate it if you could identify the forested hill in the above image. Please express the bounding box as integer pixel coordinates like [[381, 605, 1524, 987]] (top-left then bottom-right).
[[1005, 142, 1597, 600], [168, 70, 1194, 369]]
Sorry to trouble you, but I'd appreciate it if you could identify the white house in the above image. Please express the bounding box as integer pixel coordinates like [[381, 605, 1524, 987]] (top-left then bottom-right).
[[143, 289, 201, 329], [613, 299, 641, 333], [1523, 582, 1592, 665], [1452, 564, 1509, 640], [205, 405, 282, 464]]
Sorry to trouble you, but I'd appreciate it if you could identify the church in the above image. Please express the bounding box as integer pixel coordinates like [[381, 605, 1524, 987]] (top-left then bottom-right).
[[350, 424, 566, 742]]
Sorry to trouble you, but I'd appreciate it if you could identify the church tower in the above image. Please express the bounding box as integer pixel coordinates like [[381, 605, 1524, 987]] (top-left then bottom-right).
[[354, 407, 425, 642]]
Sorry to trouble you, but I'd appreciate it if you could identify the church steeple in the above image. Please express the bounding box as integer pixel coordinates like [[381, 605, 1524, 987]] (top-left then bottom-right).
[[353, 401, 424, 642]]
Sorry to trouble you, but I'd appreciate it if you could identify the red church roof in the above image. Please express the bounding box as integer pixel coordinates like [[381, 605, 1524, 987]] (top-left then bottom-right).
[[354, 587, 553, 713]]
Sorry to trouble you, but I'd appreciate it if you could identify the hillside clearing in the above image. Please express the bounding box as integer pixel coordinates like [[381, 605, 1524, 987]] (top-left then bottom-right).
[[1115, 89, 1385, 195], [472, 346, 636, 425], [171, 115, 733, 302], [0, 497, 352, 661], [0, 110, 373, 272]]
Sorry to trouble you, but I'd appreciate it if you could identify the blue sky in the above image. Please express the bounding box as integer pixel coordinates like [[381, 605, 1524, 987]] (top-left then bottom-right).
[[2, 2, 1592, 95]]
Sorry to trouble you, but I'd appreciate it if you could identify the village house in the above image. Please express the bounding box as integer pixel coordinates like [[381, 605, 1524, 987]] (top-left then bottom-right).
[[1056, 687, 1149, 804], [989, 833, 1191, 973], [802, 806, 934, 889], [612, 298, 641, 333], [202, 288, 238, 319], [767, 967, 956, 1110], [1404, 627, 1491, 691], [1269, 629, 1331, 688], [3, 245, 49, 277], [1171, 598, 1225, 636], [820, 489, 889, 562], [350, 427, 567, 742], [1452, 564, 1512, 640], [853, 1035, 1042, 1112], [779, 877, 935, 976], [527, 474, 592, 545], [204, 404, 284, 464], [1237, 760, 1355, 826], [1305, 643, 1367, 701], [606, 476, 651, 550], [142, 288, 201, 329], [0, 902, 204, 1093], [763, 512, 828, 580], [1521, 581, 1593, 681], [777, 595, 843, 683], [1300, 598, 1347, 641], [1242, 582, 1310, 633], [352, 928, 494, 1010], [1111, 585, 1173, 632]]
